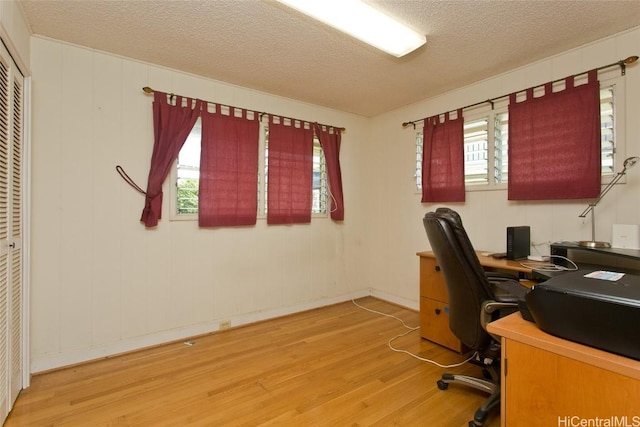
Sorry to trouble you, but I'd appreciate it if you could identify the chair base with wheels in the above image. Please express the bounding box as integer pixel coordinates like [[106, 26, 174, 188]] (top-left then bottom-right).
[[437, 316, 505, 426], [436, 364, 500, 426]]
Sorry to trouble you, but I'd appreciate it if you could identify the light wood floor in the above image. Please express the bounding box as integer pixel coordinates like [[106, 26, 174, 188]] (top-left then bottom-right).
[[6, 298, 500, 426]]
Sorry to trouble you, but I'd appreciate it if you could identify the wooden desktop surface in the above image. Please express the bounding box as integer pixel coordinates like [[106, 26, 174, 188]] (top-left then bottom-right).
[[417, 251, 538, 274], [488, 312, 640, 380]]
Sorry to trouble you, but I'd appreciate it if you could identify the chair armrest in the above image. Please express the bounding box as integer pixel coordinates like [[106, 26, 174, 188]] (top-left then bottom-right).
[[486, 271, 519, 281], [489, 277, 529, 301], [483, 301, 518, 314], [481, 300, 519, 341]]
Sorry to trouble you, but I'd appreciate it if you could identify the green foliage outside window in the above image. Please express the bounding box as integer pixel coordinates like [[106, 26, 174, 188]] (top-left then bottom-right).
[[177, 179, 199, 214]]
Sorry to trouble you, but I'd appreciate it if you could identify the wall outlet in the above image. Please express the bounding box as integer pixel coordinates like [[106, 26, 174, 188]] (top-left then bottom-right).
[[219, 320, 231, 330]]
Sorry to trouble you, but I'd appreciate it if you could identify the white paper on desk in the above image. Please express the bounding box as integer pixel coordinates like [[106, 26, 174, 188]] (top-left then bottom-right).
[[583, 270, 625, 281]]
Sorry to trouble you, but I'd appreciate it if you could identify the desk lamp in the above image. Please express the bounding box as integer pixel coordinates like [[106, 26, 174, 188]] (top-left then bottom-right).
[[579, 156, 639, 248]]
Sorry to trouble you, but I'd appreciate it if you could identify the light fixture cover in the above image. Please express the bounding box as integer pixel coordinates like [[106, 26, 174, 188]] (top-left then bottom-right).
[[277, 0, 426, 57]]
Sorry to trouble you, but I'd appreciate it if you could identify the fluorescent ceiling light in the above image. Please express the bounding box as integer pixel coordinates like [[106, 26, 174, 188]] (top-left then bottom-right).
[[277, 0, 426, 57]]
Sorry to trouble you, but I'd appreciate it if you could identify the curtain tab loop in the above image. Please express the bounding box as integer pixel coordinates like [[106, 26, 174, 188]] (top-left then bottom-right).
[[565, 76, 575, 89], [545, 82, 553, 94]]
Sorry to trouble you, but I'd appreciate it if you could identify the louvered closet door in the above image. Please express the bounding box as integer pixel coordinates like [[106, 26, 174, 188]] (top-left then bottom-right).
[[8, 47, 22, 409], [0, 40, 23, 422]]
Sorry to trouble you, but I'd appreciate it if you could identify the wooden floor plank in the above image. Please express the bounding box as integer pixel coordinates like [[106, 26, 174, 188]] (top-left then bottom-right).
[[7, 297, 499, 426]]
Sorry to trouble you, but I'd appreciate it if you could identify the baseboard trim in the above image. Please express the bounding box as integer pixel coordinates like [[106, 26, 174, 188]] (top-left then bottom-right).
[[30, 289, 372, 374], [369, 289, 419, 311]]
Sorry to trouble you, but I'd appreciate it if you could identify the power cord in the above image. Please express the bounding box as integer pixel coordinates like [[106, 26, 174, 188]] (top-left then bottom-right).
[[351, 297, 419, 330], [519, 254, 579, 272], [350, 298, 478, 369], [388, 330, 478, 368], [341, 236, 475, 369], [527, 241, 579, 272]]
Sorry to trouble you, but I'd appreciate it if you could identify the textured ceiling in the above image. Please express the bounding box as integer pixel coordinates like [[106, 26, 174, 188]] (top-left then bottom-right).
[[18, 0, 640, 117]]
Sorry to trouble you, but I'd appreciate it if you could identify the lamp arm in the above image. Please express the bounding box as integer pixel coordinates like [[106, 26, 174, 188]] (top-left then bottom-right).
[[579, 170, 628, 218], [577, 156, 639, 247], [579, 156, 639, 218]]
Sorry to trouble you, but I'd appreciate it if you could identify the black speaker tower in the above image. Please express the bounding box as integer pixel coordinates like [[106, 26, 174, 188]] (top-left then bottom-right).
[[507, 226, 530, 260]]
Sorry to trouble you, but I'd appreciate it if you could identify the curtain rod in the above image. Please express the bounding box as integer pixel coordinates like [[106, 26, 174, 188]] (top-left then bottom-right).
[[141, 86, 346, 132], [401, 55, 639, 129]]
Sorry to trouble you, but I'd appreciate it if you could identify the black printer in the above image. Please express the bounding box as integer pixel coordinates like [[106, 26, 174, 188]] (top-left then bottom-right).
[[525, 269, 640, 361]]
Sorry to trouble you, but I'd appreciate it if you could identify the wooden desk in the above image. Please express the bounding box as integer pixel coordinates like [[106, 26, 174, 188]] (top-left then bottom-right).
[[471, 253, 534, 275], [488, 313, 640, 427], [416, 251, 535, 352]]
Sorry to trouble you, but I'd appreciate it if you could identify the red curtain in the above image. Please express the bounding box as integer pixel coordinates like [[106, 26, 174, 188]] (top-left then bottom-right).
[[141, 92, 202, 227], [267, 115, 314, 224], [198, 108, 260, 227], [421, 110, 465, 202], [508, 70, 601, 200], [313, 123, 344, 221]]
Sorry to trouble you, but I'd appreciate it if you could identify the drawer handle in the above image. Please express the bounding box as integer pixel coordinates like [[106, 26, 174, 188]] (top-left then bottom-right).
[[435, 308, 441, 315], [435, 265, 441, 272]]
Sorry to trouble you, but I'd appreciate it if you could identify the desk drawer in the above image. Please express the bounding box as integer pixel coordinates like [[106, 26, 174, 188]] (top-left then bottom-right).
[[420, 297, 467, 353], [419, 257, 448, 301]]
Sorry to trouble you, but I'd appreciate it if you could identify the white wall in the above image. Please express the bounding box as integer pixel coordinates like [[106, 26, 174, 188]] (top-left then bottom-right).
[[366, 27, 640, 303], [29, 37, 372, 372], [30, 26, 640, 373], [0, 0, 30, 73]]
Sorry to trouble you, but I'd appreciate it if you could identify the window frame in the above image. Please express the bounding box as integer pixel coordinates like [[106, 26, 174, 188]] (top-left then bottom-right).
[[172, 116, 202, 218], [459, 103, 510, 189]]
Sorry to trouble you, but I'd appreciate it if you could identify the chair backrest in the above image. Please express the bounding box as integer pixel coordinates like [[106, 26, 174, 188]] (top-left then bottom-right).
[[423, 208, 496, 350]]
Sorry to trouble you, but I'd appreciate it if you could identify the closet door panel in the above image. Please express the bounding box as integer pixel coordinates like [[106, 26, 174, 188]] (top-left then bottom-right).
[[9, 67, 22, 407], [0, 41, 11, 422], [0, 39, 24, 422]]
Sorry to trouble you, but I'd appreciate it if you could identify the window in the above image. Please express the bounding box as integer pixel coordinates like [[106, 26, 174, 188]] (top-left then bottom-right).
[[415, 80, 621, 191], [494, 112, 509, 184], [312, 140, 328, 214], [172, 122, 328, 219], [462, 117, 489, 185], [415, 109, 508, 188], [459, 110, 509, 186], [462, 113, 509, 185], [176, 117, 201, 214], [600, 85, 615, 175], [262, 127, 327, 215]]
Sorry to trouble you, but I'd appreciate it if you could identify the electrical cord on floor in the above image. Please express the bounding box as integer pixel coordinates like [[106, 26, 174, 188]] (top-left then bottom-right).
[[388, 329, 479, 368], [351, 297, 419, 330], [350, 298, 478, 369]]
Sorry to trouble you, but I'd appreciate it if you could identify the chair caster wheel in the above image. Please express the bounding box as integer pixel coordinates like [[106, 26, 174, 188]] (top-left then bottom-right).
[[436, 380, 449, 390], [468, 421, 481, 427]]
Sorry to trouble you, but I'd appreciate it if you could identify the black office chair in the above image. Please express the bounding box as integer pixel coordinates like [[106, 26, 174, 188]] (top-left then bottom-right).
[[422, 208, 528, 427]]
